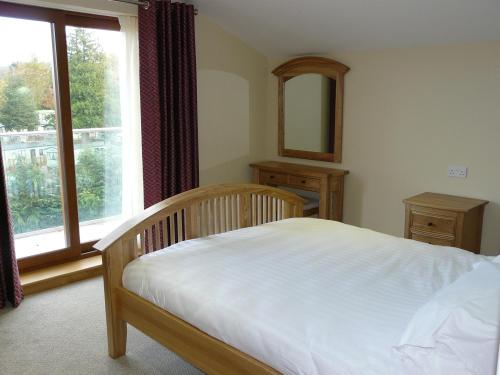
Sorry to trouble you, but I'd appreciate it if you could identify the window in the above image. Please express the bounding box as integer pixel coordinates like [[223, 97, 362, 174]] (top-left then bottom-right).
[[0, 2, 136, 270], [66, 26, 125, 243]]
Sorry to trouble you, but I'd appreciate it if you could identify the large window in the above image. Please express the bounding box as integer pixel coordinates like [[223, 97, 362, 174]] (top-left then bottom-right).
[[0, 2, 133, 270]]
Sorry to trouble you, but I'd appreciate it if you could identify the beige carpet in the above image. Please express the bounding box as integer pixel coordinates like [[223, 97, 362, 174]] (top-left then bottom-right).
[[0, 277, 203, 375]]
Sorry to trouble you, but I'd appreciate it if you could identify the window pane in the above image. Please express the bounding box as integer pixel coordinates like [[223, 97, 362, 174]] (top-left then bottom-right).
[[66, 26, 124, 243], [0, 17, 66, 258]]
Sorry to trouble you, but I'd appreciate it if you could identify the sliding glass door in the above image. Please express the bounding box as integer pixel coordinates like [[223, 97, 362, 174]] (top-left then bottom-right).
[[0, 2, 132, 270], [66, 26, 125, 243], [0, 16, 66, 259]]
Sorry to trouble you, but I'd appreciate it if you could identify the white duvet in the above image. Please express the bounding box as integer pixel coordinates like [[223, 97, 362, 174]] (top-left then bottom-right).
[[122, 218, 487, 375]]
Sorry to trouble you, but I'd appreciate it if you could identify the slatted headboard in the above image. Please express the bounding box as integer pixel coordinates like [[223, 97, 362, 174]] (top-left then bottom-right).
[[95, 183, 304, 266]]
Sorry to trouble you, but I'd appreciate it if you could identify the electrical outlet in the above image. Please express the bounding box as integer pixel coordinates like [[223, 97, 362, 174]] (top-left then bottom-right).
[[448, 166, 467, 178]]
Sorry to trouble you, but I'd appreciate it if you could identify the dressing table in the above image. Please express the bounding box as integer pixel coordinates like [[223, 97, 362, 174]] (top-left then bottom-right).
[[250, 161, 348, 221], [254, 57, 349, 221]]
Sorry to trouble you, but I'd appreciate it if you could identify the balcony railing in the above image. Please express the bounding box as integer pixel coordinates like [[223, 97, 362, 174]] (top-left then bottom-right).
[[0, 127, 124, 259]]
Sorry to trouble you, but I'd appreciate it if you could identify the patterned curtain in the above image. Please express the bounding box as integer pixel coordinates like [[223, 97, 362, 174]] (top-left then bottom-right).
[[139, 0, 199, 208], [0, 143, 23, 308]]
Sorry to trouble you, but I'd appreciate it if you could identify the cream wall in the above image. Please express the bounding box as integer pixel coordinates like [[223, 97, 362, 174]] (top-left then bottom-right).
[[196, 15, 268, 185], [266, 42, 500, 255]]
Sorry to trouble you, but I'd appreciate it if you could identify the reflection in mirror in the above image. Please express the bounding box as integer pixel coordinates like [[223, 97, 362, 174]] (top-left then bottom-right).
[[284, 74, 335, 153]]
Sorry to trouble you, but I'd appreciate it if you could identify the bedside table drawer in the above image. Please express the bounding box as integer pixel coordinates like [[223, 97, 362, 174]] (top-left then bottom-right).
[[411, 232, 455, 247], [288, 175, 320, 190], [410, 211, 456, 235], [260, 171, 287, 185]]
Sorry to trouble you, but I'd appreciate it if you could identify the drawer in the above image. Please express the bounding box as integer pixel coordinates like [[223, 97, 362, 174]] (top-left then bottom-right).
[[288, 175, 320, 190], [260, 171, 287, 185], [411, 233, 455, 247], [410, 211, 456, 235]]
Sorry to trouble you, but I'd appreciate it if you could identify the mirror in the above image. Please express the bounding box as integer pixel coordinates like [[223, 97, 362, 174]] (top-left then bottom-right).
[[273, 57, 349, 162], [284, 74, 335, 153]]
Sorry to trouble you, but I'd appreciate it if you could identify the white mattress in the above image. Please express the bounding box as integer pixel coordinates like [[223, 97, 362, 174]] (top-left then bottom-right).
[[123, 218, 486, 375]]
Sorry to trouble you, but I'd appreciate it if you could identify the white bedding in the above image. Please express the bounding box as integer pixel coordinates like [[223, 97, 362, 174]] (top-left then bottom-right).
[[122, 218, 487, 375]]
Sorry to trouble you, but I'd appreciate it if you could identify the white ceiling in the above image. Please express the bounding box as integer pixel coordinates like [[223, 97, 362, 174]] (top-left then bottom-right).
[[192, 0, 500, 57]]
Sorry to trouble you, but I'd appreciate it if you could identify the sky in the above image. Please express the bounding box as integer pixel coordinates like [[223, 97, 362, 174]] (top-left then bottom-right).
[[0, 16, 121, 68]]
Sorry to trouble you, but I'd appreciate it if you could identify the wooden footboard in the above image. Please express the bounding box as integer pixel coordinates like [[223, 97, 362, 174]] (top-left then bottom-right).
[[94, 184, 303, 374]]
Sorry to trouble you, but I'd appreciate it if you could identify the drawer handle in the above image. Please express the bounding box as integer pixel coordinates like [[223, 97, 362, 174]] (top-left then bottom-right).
[[301, 180, 306, 184], [269, 175, 275, 179], [427, 222, 434, 227]]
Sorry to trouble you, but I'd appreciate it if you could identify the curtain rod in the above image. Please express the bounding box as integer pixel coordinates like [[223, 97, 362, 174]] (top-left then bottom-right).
[[109, 0, 198, 14]]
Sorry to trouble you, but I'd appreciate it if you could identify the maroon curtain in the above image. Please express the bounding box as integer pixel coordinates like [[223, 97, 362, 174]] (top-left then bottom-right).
[[0, 143, 23, 308], [139, 0, 199, 208]]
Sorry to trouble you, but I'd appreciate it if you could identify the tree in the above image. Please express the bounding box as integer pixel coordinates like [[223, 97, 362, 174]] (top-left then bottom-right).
[[67, 28, 121, 129], [103, 142, 122, 215], [0, 78, 6, 109], [6, 145, 123, 234], [44, 112, 56, 129], [68, 29, 104, 129], [103, 55, 121, 127], [0, 74, 38, 131], [76, 148, 105, 220], [75, 145, 122, 221], [7, 155, 63, 234], [9, 59, 54, 110]]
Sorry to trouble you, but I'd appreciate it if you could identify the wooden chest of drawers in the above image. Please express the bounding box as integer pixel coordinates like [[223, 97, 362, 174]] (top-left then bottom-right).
[[403, 192, 488, 253]]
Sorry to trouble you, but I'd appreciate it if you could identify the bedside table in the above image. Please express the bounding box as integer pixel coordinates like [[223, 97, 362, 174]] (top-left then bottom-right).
[[403, 192, 488, 253]]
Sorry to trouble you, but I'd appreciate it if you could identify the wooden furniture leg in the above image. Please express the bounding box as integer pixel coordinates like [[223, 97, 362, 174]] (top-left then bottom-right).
[[102, 246, 127, 358]]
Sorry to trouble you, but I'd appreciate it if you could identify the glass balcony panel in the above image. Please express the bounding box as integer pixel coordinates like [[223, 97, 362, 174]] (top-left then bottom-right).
[[0, 17, 66, 259]]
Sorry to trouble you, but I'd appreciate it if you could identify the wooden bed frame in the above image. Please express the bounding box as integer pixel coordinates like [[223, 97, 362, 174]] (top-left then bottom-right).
[[94, 184, 304, 374]]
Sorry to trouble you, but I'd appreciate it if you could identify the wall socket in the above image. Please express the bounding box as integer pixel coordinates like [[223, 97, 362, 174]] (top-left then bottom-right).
[[448, 166, 467, 178]]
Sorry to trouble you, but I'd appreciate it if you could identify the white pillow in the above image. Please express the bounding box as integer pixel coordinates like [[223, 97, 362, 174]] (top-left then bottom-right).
[[393, 260, 500, 375]]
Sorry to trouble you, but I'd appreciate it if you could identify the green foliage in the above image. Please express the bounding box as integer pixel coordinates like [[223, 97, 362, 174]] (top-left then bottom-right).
[[68, 28, 121, 129], [0, 79, 6, 109], [76, 148, 105, 220], [0, 58, 54, 131], [0, 28, 121, 132], [8, 59, 54, 110], [0, 29, 122, 132], [0, 74, 38, 131], [103, 142, 122, 216], [6, 145, 122, 234], [75, 145, 122, 221], [40, 111, 56, 129], [103, 55, 121, 128], [7, 156, 63, 233]]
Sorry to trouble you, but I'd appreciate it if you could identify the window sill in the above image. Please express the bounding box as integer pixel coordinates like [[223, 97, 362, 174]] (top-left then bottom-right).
[[20, 255, 102, 295]]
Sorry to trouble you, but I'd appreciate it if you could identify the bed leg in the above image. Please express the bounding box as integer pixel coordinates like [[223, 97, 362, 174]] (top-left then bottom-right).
[[102, 250, 127, 358], [103, 288, 127, 358], [107, 316, 127, 358]]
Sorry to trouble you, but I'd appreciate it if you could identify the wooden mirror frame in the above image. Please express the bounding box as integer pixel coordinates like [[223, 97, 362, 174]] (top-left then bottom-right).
[[273, 57, 349, 162]]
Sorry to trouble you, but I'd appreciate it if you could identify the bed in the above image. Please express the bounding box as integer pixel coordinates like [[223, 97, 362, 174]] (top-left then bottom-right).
[[94, 183, 500, 375]]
